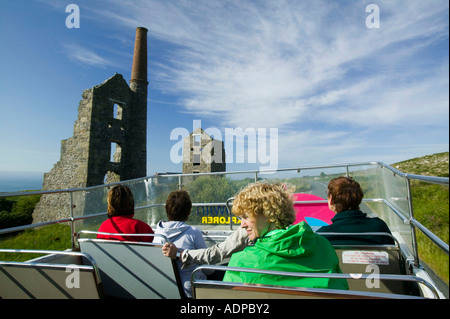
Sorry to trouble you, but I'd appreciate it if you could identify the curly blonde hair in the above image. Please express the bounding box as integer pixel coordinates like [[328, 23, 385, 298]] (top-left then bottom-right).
[[232, 183, 295, 229]]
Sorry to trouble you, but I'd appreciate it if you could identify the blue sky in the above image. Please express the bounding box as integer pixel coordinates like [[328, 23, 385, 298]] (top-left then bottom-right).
[[0, 0, 448, 179]]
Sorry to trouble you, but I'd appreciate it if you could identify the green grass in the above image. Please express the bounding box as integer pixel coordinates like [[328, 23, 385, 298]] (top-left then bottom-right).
[[0, 224, 71, 262], [392, 152, 449, 284], [410, 182, 449, 284]]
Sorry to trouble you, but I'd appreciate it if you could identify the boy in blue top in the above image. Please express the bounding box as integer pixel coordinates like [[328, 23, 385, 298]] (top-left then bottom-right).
[[153, 190, 208, 298]]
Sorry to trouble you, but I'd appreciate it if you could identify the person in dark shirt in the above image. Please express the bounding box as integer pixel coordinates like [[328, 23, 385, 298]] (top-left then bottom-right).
[[317, 177, 395, 245]]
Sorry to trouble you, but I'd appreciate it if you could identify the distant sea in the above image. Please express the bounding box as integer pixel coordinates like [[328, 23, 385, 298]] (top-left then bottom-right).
[[0, 171, 43, 193]]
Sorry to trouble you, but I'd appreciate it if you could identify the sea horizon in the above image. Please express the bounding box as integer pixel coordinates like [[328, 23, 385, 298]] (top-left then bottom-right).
[[0, 171, 43, 193]]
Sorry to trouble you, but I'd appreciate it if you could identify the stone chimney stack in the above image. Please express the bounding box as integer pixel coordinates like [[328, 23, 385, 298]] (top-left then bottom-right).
[[126, 26, 148, 180], [130, 27, 148, 84]]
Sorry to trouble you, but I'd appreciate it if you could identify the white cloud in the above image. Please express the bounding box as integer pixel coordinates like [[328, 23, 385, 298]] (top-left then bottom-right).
[[3, 0, 447, 176], [96, 0, 449, 165], [63, 43, 114, 68], [105, 1, 445, 121]]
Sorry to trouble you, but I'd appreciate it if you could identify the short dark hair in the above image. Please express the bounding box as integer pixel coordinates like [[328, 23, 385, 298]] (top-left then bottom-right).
[[327, 177, 363, 213], [165, 190, 192, 222], [107, 185, 135, 217]]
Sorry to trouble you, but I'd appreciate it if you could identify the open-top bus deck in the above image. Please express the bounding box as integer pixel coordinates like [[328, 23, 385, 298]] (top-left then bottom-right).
[[1, 161, 448, 299]]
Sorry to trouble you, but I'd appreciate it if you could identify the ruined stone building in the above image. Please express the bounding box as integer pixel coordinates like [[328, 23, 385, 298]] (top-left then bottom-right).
[[182, 128, 226, 175], [33, 27, 148, 223]]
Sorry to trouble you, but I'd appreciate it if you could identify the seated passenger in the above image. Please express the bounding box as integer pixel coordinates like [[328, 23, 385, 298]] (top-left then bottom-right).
[[317, 176, 395, 245], [97, 185, 154, 242], [153, 190, 208, 298], [162, 225, 250, 268], [222, 183, 348, 290]]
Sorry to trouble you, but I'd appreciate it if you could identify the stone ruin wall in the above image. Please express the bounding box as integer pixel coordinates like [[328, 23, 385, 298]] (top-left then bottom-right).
[[182, 128, 226, 175], [32, 74, 141, 223], [32, 86, 94, 223], [32, 27, 148, 225]]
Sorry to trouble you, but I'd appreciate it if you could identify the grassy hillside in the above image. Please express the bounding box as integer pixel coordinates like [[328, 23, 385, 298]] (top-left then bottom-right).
[[392, 152, 449, 284], [0, 224, 71, 261], [393, 152, 449, 177]]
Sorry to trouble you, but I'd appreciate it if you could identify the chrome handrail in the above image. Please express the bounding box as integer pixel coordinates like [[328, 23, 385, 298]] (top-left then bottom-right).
[[409, 218, 449, 254], [76, 230, 169, 243], [191, 265, 440, 299], [316, 232, 399, 247], [2, 161, 447, 199], [1, 162, 448, 262], [0, 217, 74, 236], [0, 248, 98, 270]]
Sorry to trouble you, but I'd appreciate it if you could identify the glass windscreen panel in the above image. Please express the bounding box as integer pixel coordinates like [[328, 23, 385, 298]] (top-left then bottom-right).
[[69, 164, 414, 254]]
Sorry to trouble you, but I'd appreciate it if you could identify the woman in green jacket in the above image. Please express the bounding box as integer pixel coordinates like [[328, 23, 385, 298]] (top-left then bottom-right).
[[223, 183, 348, 290]]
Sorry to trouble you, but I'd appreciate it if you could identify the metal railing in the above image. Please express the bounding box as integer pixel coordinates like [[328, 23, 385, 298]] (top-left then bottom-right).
[[1, 161, 448, 261], [192, 264, 441, 299]]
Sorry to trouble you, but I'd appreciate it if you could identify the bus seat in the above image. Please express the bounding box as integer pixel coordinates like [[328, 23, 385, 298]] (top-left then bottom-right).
[[0, 249, 103, 299], [191, 266, 432, 299], [333, 245, 409, 294], [78, 232, 183, 299], [316, 232, 414, 295], [192, 280, 423, 299]]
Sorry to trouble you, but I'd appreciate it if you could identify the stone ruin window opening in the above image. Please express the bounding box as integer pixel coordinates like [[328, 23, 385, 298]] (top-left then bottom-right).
[[113, 103, 123, 120], [192, 134, 202, 166], [193, 134, 201, 147], [111, 142, 122, 163], [193, 153, 201, 166]]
